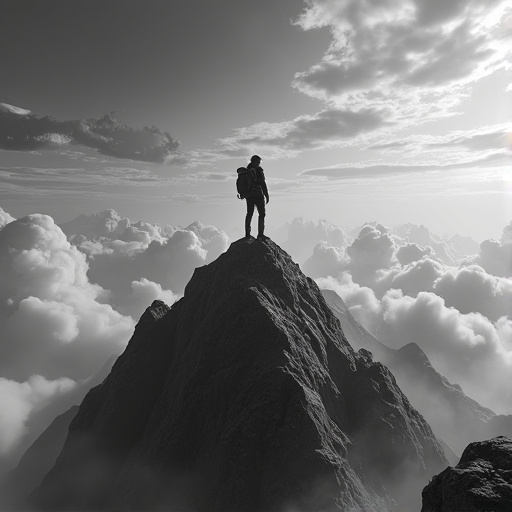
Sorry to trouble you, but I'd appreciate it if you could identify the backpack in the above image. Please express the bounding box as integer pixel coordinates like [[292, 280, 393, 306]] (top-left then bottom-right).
[[236, 167, 256, 199]]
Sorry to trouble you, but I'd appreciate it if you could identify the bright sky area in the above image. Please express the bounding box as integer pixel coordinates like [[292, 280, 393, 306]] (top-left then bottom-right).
[[1, 0, 511, 242]]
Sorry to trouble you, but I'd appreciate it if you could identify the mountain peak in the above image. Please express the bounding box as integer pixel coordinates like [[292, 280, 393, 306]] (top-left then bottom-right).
[[32, 238, 446, 512]]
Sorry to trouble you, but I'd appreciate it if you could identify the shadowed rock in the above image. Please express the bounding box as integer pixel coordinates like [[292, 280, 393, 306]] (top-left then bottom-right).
[[31, 238, 446, 512], [422, 436, 512, 512]]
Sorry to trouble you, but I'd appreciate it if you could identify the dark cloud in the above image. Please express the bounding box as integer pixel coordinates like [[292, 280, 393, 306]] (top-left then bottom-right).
[[0, 107, 181, 164]]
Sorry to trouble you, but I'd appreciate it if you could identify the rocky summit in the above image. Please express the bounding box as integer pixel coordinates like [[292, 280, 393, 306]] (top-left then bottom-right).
[[422, 436, 512, 512], [32, 238, 447, 512]]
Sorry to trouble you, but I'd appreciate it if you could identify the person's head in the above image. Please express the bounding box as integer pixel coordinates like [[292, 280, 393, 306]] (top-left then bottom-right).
[[250, 155, 262, 166]]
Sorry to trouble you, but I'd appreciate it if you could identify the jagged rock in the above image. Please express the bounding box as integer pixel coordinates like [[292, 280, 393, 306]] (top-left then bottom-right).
[[322, 289, 509, 456], [32, 238, 446, 512], [422, 436, 512, 511]]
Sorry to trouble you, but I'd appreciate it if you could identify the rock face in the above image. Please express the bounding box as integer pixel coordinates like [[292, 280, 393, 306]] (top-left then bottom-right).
[[422, 436, 512, 512], [323, 289, 512, 456], [32, 238, 447, 512]]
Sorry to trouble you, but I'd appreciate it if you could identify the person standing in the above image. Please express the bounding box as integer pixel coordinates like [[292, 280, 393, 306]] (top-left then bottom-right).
[[245, 155, 269, 239]]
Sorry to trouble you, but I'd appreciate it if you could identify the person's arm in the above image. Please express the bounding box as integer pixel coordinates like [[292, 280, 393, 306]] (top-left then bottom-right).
[[259, 169, 269, 203]]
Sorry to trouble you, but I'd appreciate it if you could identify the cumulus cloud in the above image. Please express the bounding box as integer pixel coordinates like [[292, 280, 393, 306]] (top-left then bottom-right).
[[346, 224, 398, 285], [469, 222, 512, 277], [61, 209, 174, 245], [0, 105, 181, 164], [278, 217, 351, 264], [302, 242, 348, 278], [433, 265, 512, 321], [0, 210, 147, 461], [0, 213, 134, 381], [396, 243, 433, 266], [63, 212, 229, 308]]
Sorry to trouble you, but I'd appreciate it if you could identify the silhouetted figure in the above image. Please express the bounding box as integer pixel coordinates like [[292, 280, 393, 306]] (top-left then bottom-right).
[[245, 155, 269, 239]]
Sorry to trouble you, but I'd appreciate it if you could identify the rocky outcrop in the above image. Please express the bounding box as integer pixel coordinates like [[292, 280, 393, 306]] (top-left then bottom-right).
[[323, 289, 511, 456], [32, 238, 446, 512], [422, 436, 512, 511]]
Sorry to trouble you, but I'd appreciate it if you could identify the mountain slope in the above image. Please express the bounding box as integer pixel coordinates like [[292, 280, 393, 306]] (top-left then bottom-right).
[[32, 238, 446, 512], [322, 289, 511, 455], [0, 406, 79, 510]]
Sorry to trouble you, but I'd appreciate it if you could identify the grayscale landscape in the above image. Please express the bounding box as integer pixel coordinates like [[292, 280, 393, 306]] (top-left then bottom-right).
[[1, 0, 511, 510]]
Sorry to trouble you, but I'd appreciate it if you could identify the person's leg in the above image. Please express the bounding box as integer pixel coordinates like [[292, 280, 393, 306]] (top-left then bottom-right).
[[255, 197, 266, 237], [245, 198, 255, 237]]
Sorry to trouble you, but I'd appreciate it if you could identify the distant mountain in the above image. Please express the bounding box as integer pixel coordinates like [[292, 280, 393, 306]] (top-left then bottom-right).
[[0, 406, 79, 511], [31, 239, 446, 512], [322, 289, 512, 455]]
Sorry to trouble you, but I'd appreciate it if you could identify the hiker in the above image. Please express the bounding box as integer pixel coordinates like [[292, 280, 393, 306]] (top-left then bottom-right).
[[244, 155, 269, 239]]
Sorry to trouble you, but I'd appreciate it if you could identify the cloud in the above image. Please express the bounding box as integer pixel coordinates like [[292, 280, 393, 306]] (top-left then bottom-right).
[[433, 265, 512, 321], [377, 290, 512, 414], [0, 106, 181, 164], [60, 209, 174, 244], [375, 257, 444, 298], [0, 375, 76, 455], [428, 127, 511, 151], [318, 275, 512, 414], [396, 243, 433, 266], [300, 151, 510, 179], [115, 278, 179, 320], [279, 217, 351, 264], [346, 224, 398, 284], [0, 207, 15, 229], [468, 223, 512, 277], [0, 213, 135, 381], [64, 212, 230, 303], [216, 108, 387, 157], [312, 219, 512, 414], [302, 242, 348, 278], [293, 0, 510, 118]]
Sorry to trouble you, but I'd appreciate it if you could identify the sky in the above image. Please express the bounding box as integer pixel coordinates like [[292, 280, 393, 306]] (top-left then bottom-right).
[[1, 0, 511, 241]]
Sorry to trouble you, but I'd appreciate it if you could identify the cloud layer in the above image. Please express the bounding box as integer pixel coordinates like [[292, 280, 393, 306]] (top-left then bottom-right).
[[0, 213, 138, 456], [301, 218, 512, 414], [0, 104, 181, 164]]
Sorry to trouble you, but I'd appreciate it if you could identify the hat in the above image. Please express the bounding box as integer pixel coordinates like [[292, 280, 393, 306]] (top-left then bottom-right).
[[250, 155, 262, 162]]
